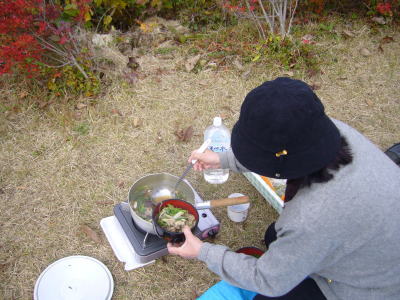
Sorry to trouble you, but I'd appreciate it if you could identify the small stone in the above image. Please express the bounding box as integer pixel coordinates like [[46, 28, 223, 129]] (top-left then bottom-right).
[[360, 48, 371, 57], [241, 70, 251, 80], [207, 61, 217, 68], [185, 55, 201, 72], [342, 30, 355, 38], [372, 17, 386, 25], [283, 71, 294, 77]]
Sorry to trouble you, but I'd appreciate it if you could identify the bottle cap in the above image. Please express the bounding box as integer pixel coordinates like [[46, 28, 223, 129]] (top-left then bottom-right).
[[213, 117, 222, 126]]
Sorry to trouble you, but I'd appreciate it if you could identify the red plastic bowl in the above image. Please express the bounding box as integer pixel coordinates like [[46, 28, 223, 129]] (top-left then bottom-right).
[[152, 199, 199, 244], [236, 247, 265, 258]]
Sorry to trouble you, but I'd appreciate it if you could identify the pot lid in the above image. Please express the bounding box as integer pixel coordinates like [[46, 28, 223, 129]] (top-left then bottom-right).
[[34, 255, 114, 300]]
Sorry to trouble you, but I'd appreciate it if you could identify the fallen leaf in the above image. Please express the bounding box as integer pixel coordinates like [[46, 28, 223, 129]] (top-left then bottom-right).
[[38, 101, 50, 109], [306, 69, 318, 77], [372, 16, 386, 25], [111, 109, 123, 116], [174, 126, 194, 142], [80, 225, 102, 243], [118, 181, 125, 188], [185, 55, 201, 72], [310, 83, 321, 90], [133, 117, 142, 127], [381, 36, 395, 43], [183, 126, 193, 142], [360, 48, 371, 57], [76, 103, 87, 110], [220, 113, 228, 120], [155, 67, 168, 75], [222, 105, 235, 113], [252, 54, 261, 62], [19, 91, 28, 99], [365, 99, 374, 107], [342, 29, 355, 38]]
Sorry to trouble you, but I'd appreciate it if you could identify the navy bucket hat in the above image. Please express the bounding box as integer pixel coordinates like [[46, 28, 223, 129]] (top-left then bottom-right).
[[231, 77, 341, 179]]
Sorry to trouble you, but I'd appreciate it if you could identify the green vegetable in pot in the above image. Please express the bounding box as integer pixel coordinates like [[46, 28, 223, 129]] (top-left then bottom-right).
[[132, 185, 153, 221]]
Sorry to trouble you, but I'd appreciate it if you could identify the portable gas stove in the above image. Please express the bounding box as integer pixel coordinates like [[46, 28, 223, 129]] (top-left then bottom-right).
[[100, 181, 220, 270]]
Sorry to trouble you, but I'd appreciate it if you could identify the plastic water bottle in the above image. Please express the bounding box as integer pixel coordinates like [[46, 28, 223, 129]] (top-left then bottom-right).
[[203, 117, 230, 184]]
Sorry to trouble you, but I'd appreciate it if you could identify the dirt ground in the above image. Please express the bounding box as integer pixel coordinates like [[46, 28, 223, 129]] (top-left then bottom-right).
[[0, 21, 399, 299]]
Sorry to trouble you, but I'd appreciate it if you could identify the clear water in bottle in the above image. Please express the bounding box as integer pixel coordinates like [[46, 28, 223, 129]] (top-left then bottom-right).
[[203, 117, 231, 184]]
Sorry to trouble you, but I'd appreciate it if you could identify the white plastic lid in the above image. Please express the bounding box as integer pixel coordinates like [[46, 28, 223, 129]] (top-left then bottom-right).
[[213, 116, 222, 126], [34, 256, 114, 300]]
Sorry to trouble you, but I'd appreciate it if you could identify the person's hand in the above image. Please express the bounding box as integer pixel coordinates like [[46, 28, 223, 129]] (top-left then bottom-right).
[[167, 226, 203, 259], [188, 149, 221, 172]]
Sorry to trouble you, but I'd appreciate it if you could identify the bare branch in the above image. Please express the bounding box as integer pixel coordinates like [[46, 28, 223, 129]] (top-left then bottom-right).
[[245, 0, 266, 39], [32, 33, 67, 57], [257, 0, 274, 33], [286, 0, 298, 37], [70, 56, 88, 79], [95, 7, 114, 33]]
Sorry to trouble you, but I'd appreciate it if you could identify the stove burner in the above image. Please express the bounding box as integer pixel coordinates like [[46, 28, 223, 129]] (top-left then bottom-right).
[[114, 203, 167, 259]]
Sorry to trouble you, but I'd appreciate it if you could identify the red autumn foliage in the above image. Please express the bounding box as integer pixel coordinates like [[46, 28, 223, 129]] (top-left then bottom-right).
[[377, 2, 393, 15], [0, 0, 43, 74], [0, 0, 92, 76]]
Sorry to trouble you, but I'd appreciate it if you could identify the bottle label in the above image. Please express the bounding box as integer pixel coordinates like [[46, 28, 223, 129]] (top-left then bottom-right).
[[205, 126, 230, 153], [209, 145, 229, 153]]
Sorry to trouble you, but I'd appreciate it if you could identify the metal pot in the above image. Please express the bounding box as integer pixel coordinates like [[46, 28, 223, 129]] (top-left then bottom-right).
[[128, 173, 196, 235]]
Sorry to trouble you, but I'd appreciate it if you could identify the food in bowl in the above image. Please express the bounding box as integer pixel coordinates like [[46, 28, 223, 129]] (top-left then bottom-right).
[[157, 204, 196, 232]]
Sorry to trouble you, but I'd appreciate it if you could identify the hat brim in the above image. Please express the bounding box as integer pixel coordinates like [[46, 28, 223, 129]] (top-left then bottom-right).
[[231, 115, 341, 179]]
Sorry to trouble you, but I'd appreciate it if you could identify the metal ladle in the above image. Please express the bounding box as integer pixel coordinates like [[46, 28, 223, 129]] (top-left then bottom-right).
[[150, 140, 211, 202], [173, 139, 211, 194]]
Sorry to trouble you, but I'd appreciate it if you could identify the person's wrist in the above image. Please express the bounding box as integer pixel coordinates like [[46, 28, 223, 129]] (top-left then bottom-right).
[[195, 240, 204, 258]]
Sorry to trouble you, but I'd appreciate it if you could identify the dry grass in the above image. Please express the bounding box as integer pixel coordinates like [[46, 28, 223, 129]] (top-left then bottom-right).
[[1, 20, 399, 300]]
